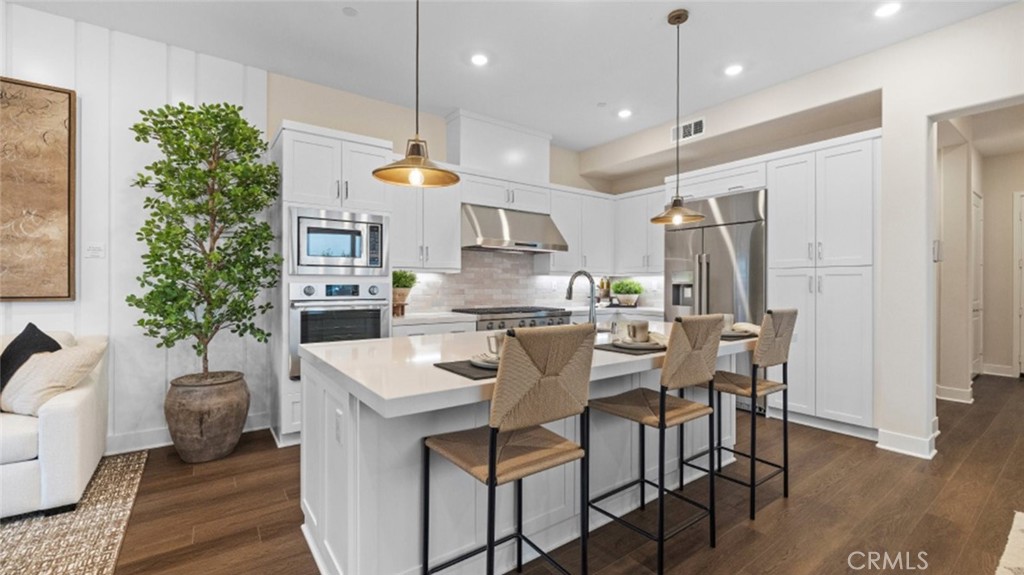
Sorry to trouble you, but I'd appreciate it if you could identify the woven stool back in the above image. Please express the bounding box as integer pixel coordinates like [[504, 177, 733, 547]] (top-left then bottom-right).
[[753, 309, 798, 368], [660, 315, 724, 390], [488, 323, 597, 432]]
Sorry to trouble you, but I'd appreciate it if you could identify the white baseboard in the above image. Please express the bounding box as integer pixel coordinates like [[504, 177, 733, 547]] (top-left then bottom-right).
[[876, 427, 937, 460], [983, 363, 1020, 378], [936, 384, 974, 404], [764, 408, 878, 442], [104, 411, 270, 455], [301, 523, 330, 575], [271, 426, 302, 448]]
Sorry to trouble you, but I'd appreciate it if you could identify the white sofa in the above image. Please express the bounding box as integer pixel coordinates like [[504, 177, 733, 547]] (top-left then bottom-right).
[[0, 333, 109, 519]]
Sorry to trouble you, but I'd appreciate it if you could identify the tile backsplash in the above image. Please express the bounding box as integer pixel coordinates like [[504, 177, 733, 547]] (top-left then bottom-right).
[[400, 250, 663, 312]]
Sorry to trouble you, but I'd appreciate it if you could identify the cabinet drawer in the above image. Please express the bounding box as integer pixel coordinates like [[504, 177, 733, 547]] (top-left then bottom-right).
[[676, 162, 767, 199], [392, 322, 476, 337]]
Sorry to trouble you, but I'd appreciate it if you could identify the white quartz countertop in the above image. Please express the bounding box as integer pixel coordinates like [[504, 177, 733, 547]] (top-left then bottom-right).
[[392, 311, 476, 326], [299, 322, 755, 419]]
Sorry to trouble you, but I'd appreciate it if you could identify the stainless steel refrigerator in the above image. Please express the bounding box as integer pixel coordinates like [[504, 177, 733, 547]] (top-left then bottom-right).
[[664, 189, 767, 326]]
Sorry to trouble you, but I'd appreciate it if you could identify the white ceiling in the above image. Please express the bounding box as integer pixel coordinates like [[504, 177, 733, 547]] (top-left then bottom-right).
[[19, 0, 1010, 150], [967, 103, 1024, 156]]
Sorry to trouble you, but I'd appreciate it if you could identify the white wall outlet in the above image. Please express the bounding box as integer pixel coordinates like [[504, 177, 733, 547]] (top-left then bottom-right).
[[84, 242, 107, 259]]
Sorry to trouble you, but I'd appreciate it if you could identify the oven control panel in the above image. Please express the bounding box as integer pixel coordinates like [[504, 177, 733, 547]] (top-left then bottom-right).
[[289, 281, 388, 301]]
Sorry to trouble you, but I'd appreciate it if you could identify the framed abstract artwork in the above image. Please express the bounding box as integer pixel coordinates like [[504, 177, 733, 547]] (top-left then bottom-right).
[[0, 77, 77, 301]]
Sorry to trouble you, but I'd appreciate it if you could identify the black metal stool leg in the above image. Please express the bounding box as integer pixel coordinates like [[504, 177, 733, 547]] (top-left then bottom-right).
[[515, 479, 523, 572], [422, 441, 430, 575], [639, 422, 646, 510], [657, 389, 667, 575], [749, 373, 757, 521], [783, 363, 790, 499], [716, 390, 723, 473], [708, 383, 716, 548], [581, 408, 590, 575], [486, 429, 498, 575], [679, 389, 685, 492]]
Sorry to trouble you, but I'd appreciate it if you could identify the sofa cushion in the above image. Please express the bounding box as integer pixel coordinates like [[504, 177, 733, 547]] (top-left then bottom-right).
[[0, 413, 39, 464], [0, 340, 107, 416], [0, 323, 62, 391]]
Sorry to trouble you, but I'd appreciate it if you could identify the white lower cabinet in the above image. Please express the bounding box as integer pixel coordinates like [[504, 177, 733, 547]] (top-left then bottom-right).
[[388, 184, 462, 272], [767, 267, 873, 428]]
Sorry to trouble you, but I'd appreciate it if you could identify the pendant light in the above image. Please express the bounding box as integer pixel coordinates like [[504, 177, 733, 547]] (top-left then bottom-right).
[[373, 0, 460, 188], [651, 9, 705, 225]]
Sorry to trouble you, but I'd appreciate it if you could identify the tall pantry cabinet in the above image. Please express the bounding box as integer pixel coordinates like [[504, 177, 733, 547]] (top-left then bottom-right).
[[766, 138, 877, 429]]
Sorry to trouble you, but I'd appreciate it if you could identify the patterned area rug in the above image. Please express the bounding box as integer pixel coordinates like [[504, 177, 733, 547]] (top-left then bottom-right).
[[0, 451, 147, 575], [998, 511, 1024, 575]]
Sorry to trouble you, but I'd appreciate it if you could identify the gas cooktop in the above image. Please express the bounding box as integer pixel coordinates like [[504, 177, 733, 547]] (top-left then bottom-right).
[[451, 306, 566, 315], [451, 306, 572, 331]]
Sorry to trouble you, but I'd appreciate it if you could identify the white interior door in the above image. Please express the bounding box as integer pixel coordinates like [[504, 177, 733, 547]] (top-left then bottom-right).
[[970, 193, 984, 377]]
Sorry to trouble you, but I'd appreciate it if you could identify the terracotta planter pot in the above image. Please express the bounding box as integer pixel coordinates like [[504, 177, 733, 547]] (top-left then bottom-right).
[[165, 371, 250, 463], [393, 287, 412, 306]]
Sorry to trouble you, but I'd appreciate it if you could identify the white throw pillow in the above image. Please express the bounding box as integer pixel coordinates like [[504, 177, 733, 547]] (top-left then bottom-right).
[[0, 340, 107, 416]]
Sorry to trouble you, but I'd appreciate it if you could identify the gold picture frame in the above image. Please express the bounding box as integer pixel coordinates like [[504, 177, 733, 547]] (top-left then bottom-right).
[[0, 76, 77, 301]]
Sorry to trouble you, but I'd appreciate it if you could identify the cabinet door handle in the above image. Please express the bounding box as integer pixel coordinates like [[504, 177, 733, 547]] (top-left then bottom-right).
[[335, 180, 341, 200], [344, 181, 349, 200], [817, 276, 823, 293], [511, 189, 516, 203], [817, 242, 823, 261], [807, 242, 814, 261], [583, 254, 587, 267], [728, 185, 744, 191], [425, 245, 430, 262], [808, 276, 814, 293], [419, 245, 424, 261]]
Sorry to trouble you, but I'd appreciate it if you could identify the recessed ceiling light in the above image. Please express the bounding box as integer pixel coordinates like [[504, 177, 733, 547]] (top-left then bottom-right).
[[724, 64, 744, 77], [471, 53, 489, 66], [342, 6, 359, 17], [618, 109, 632, 119], [875, 3, 901, 18]]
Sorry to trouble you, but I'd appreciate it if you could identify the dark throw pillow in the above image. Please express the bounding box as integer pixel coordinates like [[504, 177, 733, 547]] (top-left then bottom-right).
[[0, 323, 62, 392]]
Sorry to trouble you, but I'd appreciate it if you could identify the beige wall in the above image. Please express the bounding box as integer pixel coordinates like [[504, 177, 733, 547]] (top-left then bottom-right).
[[982, 151, 1024, 372], [937, 144, 972, 401], [576, 2, 1024, 454], [549, 145, 610, 192], [267, 73, 448, 160]]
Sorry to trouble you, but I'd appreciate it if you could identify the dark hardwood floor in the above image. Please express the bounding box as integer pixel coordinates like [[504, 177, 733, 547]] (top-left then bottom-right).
[[115, 375, 1023, 575]]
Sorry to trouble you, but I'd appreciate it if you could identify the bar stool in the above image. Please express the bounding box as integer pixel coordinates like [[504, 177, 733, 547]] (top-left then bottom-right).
[[587, 315, 724, 575], [705, 308, 797, 521], [421, 323, 597, 575]]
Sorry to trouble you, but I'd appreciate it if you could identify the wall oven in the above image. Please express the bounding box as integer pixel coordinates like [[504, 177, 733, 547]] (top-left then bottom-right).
[[291, 207, 387, 276], [288, 280, 391, 379]]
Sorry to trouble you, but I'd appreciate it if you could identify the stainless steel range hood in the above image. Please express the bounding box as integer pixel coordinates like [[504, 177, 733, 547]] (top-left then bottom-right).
[[460, 204, 568, 253]]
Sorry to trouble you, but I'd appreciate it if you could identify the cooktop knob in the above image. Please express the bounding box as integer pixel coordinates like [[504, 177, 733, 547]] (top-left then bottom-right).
[[368, 285, 379, 296], [529, 320, 537, 327], [547, 318, 555, 325], [518, 320, 526, 327], [498, 321, 506, 329], [486, 322, 494, 330], [303, 285, 315, 296]]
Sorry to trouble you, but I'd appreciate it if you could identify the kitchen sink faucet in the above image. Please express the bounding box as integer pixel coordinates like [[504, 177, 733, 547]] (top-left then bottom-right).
[[566, 270, 597, 325]]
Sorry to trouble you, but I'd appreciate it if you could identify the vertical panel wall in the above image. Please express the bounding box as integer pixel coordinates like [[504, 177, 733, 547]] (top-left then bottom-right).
[[2, 5, 272, 453]]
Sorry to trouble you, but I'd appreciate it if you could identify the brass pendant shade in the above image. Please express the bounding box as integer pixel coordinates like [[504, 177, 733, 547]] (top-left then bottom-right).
[[373, 0, 460, 188], [372, 138, 460, 187], [650, 196, 705, 225], [652, 8, 705, 225]]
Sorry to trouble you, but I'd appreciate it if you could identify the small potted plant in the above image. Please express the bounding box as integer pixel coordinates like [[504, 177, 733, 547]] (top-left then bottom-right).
[[127, 102, 282, 463], [612, 279, 644, 307], [392, 270, 417, 312]]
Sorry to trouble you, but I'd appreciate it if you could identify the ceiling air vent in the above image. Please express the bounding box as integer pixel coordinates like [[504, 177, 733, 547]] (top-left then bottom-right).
[[671, 117, 706, 143]]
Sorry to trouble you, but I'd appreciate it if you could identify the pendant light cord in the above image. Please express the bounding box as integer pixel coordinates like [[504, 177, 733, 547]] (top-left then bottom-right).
[[415, 0, 420, 137], [674, 20, 680, 200]]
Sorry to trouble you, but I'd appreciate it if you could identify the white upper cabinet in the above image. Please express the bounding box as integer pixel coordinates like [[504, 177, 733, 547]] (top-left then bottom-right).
[[767, 153, 816, 269], [388, 184, 462, 273], [277, 127, 392, 213], [767, 138, 875, 269], [580, 195, 614, 275], [282, 131, 342, 207], [814, 266, 873, 427], [816, 141, 874, 267], [535, 192, 615, 276], [461, 174, 551, 214], [341, 142, 392, 213], [613, 190, 664, 275], [676, 162, 767, 199]]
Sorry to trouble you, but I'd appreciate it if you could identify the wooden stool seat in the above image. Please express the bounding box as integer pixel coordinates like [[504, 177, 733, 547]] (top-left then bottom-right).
[[425, 425, 583, 486], [591, 388, 713, 428]]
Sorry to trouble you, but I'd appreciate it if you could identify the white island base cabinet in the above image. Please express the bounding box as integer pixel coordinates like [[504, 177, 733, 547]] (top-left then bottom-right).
[[299, 343, 742, 575]]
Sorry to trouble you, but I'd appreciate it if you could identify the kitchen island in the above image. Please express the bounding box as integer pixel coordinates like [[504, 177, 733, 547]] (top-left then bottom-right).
[[298, 323, 755, 575]]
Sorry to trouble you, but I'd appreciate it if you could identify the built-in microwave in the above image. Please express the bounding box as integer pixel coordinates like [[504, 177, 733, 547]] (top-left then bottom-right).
[[291, 207, 387, 276]]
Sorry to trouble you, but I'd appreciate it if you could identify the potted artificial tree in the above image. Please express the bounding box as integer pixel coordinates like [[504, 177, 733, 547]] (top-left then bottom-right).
[[127, 103, 282, 463], [612, 279, 644, 307]]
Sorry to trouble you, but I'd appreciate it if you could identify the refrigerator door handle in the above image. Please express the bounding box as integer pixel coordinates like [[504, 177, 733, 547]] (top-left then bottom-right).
[[695, 253, 710, 315]]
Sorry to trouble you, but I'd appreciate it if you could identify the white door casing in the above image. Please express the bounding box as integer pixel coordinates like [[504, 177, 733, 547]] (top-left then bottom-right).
[[970, 193, 983, 377]]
